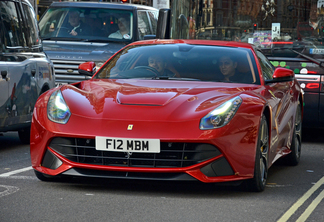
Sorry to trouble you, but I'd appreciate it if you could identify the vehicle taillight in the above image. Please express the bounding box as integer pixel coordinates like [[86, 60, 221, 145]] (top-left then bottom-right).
[[306, 83, 320, 89], [272, 42, 293, 45]]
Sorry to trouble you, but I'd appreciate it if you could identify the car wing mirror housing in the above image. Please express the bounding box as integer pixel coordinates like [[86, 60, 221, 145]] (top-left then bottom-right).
[[78, 62, 96, 76], [156, 8, 171, 39], [265, 67, 295, 84]]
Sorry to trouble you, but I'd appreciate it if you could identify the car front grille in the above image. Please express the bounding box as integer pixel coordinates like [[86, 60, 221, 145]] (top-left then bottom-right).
[[52, 59, 91, 83], [49, 137, 222, 168]]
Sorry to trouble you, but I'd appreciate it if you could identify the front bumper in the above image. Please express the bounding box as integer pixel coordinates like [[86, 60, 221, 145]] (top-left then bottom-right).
[[31, 106, 259, 183]]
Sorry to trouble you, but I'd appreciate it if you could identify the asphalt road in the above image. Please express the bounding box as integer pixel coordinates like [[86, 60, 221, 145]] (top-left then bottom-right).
[[0, 129, 323, 222]]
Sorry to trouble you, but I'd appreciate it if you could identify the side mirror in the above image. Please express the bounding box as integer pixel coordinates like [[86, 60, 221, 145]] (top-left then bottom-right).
[[273, 67, 294, 79], [78, 62, 96, 76], [156, 9, 171, 39], [265, 67, 294, 84]]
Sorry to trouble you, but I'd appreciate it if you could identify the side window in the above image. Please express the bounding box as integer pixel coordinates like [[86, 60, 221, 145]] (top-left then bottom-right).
[[0, 12, 6, 52], [256, 51, 274, 80], [148, 11, 158, 34], [0, 1, 26, 48], [22, 3, 40, 47], [137, 11, 152, 40]]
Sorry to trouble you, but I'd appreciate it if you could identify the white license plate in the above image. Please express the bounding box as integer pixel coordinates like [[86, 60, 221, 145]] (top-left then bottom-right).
[[95, 136, 160, 153], [310, 48, 324, 54]]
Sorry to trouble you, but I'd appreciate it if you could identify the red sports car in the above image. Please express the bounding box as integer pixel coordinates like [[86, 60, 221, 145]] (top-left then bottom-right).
[[30, 40, 303, 192]]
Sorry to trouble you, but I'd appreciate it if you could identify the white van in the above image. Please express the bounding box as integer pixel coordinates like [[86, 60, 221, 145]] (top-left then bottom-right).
[[0, 0, 55, 143]]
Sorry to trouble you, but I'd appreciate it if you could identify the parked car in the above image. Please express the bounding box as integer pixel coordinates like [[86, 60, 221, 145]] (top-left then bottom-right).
[[38, 2, 159, 85], [30, 39, 303, 192], [0, 0, 55, 143]]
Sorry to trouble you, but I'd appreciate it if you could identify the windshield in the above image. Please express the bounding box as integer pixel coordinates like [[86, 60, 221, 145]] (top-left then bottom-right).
[[169, 0, 324, 75], [94, 44, 260, 84], [39, 7, 133, 41]]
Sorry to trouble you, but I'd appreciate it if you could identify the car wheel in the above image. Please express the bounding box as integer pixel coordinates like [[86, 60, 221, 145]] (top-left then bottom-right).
[[285, 101, 302, 166], [18, 127, 30, 144], [247, 115, 269, 192]]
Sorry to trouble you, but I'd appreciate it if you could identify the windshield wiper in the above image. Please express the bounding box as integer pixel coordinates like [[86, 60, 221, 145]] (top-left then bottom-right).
[[290, 49, 324, 68], [152, 76, 201, 81], [82, 39, 130, 44], [267, 44, 324, 68], [42, 37, 87, 41]]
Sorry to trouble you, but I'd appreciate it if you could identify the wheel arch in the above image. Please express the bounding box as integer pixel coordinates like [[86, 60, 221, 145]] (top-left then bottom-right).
[[260, 104, 271, 168], [40, 83, 50, 95]]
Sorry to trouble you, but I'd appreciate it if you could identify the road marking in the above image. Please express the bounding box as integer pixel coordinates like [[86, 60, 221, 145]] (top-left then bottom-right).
[[296, 188, 324, 222], [277, 176, 324, 222], [5, 176, 37, 180], [0, 166, 32, 177], [0, 185, 19, 197]]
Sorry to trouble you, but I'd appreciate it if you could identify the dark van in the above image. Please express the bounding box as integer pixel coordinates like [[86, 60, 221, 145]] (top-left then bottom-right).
[[38, 2, 159, 84], [0, 0, 55, 143]]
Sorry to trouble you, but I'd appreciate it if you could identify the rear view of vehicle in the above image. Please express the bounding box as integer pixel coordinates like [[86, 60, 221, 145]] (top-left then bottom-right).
[[0, 0, 55, 143], [38, 2, 158, 85], [262, 41, 324, 128]]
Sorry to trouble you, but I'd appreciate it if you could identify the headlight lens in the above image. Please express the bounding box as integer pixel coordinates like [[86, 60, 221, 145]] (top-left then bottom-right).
[[47, 90, 71, 124], [200, 96, 242, 129]]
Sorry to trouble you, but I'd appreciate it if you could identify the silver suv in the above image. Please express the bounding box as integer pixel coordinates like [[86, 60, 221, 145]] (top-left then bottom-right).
[[0, 0, 55, 143], [38, 2, 159, 84]]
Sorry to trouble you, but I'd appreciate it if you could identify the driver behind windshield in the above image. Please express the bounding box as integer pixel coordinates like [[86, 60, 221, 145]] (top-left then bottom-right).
[[148, 55, 175, 77], [64, 10, 90, 36]]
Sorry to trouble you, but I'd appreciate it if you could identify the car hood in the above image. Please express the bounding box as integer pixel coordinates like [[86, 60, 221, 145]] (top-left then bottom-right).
[[42, 40, 127, 62], [60, 79, 260, 121]]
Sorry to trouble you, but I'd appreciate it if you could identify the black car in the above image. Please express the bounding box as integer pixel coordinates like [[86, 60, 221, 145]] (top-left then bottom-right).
[[38, 2, 159, 84], [0, 0, 55, 143], [262, 42, 324, 129]]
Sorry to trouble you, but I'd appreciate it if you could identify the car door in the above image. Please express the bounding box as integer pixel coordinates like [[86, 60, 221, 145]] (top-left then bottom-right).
[[0, 1, 17, 127], [256, 51, 293, 162], [0, 62, 9, 125], [0, 0, 37, 128], [0, 15, 9, 118]]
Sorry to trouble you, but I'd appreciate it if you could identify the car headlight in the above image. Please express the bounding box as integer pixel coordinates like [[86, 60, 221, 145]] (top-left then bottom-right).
[[200, 96, 242, 130], [47, 90, 71, 124]]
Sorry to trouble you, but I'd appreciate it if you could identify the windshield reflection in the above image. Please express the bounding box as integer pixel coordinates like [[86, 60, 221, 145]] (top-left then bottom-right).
[[94, 44, 260, 85], [170, 0, 324, 59], [39, 7, 133, 41]]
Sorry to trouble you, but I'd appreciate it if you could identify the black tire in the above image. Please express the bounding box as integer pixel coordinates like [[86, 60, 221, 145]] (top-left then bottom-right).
[[246, 115, 269, 192], [18, 127, 30, 144], [285, 101, 302, 166]]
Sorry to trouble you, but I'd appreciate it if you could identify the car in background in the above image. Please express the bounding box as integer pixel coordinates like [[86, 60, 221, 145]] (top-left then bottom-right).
[[0, 0, 55, 143], [261, 41, 324, 129], [30, 40, 303, 192], [38, 2, 158, 85]]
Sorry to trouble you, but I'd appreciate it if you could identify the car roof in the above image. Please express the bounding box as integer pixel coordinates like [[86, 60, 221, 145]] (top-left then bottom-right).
[[49, 2, 158, 11], [131, 39, 255, 50]]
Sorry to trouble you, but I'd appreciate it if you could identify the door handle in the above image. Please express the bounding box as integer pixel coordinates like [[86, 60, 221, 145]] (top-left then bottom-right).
[[1, 70, 8, 80], [31, 69, 36, 77]]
